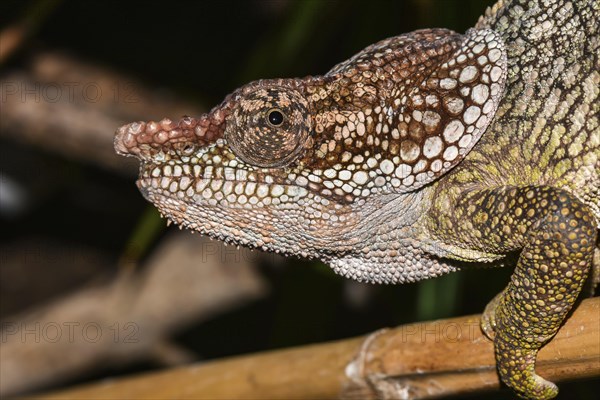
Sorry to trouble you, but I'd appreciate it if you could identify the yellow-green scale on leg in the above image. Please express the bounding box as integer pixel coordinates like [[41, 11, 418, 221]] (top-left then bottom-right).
[[430, 186, 596, 399]]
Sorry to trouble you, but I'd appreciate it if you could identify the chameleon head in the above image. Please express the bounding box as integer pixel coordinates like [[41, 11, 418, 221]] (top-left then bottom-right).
[[114, 27, 507, 264], [114, 79, 362, 257]]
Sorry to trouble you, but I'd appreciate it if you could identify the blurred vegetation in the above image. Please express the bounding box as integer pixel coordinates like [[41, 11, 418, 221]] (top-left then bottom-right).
[[1, 0, 596, 398]]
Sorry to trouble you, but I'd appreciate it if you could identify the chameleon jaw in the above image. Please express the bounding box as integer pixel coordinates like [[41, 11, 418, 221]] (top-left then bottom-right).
[[135, 172, 361, 256]]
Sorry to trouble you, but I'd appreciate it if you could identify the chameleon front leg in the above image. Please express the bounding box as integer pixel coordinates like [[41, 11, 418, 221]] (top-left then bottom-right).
[[433, 185, 597, 399]]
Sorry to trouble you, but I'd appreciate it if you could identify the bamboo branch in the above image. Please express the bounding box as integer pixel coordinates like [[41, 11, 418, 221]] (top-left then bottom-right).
[[34, 297, 599, 399]]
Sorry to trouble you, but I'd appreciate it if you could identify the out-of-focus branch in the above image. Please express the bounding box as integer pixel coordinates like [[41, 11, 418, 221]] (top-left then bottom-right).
[[0, 232, 267, 397], [0, 0, 62, 64], [32, 297, 599, 399], [1, 51, 203, 174]]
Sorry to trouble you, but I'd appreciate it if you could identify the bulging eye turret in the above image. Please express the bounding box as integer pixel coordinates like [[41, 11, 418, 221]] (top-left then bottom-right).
[[225, 86, 311, 168]]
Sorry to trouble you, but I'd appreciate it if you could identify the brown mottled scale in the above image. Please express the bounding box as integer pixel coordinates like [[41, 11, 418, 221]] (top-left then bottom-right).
[[114, 0, 599, 399], [303, 28, 507, 196]]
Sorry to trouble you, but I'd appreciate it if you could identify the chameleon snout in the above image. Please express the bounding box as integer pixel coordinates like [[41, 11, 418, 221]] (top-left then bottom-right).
[[114, 115, 223, 162]]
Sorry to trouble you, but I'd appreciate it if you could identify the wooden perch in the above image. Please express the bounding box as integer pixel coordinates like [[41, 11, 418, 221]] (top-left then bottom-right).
[[35, 296, 599, 399]]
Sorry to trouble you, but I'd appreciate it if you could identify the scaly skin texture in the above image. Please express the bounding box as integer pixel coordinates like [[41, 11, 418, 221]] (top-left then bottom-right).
[[114, 0, 599, 398]]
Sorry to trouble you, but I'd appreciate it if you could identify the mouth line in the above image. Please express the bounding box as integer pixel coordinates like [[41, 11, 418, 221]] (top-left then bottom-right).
[[137, 173, 310, 207], [139, 158, 279, 184]]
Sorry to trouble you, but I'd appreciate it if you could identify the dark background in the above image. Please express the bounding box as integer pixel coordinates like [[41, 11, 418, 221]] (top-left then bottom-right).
[[0, 0, 596, 398]]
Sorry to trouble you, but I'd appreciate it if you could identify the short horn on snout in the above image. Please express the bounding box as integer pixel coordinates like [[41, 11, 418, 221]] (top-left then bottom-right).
[[114, 111, 228, 162]]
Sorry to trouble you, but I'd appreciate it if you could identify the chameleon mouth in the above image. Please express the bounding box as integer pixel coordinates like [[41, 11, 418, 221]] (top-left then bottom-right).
[[136, 171, 309, 209]]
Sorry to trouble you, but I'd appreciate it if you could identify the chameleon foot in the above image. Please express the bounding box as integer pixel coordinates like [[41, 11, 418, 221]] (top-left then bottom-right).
[[495, 333, 558, 400], [482, 289, 558, 399]]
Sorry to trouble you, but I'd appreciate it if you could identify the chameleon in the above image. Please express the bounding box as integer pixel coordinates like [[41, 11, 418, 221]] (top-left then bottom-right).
[[114, 0, 599, 398]]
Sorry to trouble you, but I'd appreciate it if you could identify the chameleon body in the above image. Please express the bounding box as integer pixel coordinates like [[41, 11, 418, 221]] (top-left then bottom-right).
[[115, 0, 599, 398]]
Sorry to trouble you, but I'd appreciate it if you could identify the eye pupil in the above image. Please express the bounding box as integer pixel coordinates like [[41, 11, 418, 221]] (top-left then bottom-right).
[[268, 110, 284, 126]]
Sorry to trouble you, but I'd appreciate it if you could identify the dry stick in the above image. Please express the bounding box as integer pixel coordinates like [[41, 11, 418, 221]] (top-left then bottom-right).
[[0, 233, 267, 398], [1, 51, 203, 175], [35, 297, 599, 400], [0, 0, 62, 64]]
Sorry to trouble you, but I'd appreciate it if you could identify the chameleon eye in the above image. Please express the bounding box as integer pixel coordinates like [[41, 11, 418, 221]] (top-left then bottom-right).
[[267, 109, 285, 126], [225, 86, 311, 168]]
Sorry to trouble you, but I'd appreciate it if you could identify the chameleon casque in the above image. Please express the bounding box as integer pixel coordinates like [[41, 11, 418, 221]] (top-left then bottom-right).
[[114, 0, 599, 398]]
